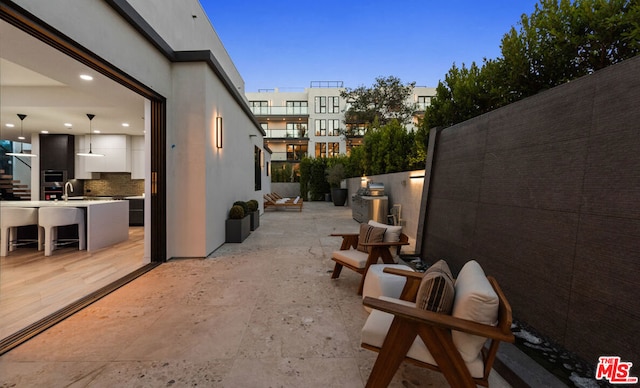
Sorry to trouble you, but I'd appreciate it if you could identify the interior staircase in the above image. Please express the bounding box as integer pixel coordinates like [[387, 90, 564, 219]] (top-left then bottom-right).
[[0, 169, 31, 200]]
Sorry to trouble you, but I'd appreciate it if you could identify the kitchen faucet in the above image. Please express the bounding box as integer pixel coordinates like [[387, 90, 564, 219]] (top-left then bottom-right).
[[63, 181, 73, 202]]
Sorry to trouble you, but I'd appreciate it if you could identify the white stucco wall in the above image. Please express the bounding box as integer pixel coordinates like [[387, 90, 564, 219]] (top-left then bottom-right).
[[15, 0, 266, 258], [127, 0, 245, 94]]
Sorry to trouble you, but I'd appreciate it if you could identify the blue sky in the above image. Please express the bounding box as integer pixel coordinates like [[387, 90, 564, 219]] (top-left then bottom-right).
[[199, 1, 540, 92]]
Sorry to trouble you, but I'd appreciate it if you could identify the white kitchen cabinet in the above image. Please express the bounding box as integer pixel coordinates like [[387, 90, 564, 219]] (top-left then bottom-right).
[[74, 136, 101, 179], [81, 135, 131, 172], [130, 136, 145, 179]]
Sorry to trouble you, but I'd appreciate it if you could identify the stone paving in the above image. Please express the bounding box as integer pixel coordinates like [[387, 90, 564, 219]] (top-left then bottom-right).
[[0, 202, 510, 387]]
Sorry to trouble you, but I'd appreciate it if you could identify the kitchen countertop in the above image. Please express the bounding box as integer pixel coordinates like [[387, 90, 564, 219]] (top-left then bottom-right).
[[1, 200, 125, 207], [1, 200, 129, 252]]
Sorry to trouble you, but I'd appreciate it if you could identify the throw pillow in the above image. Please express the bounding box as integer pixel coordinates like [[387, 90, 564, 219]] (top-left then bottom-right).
[[356, 224, 386, 253], [452, 260, 499, 363], [368, 220, 402, 243], [368, 220, 403, 260], [415, 259, 455, 313]]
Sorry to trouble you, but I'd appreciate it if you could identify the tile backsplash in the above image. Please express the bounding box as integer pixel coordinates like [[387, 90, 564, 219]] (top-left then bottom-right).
[[84, 173, 144, 196]]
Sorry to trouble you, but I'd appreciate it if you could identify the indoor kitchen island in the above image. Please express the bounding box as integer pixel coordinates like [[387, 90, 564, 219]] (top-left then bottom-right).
[[1, 200, 129, 252]]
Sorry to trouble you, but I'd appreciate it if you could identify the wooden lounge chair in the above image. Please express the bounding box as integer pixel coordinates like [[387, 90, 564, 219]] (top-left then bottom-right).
[[263, 194, 303, 211], [330, 220, 409, 295], [361, 261, 514, 387]]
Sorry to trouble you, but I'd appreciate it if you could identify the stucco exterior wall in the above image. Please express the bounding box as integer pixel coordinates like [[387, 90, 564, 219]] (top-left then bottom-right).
[[126, 0, 245, 94], [420, 55, 640, 366]]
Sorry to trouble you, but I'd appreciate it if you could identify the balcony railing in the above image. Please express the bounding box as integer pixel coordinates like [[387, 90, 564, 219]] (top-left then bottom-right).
[[250, 106, 308, 115], [265, 129, 308, 138], [270, 151, 307, 162]]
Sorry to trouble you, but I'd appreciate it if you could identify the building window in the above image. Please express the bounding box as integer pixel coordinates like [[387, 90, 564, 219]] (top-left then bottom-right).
[[286, 101, 308, 115], [315, 142, 327, 158], [328, 119, 340, 136], [250, 100, 269, 114], [314, 119, 326, 136], [286, 144, 307, 161], [328, 142, 340, 157], [314, 96, 327, 113], [417, 96, 432, 110], [286, 122, 308, 137], [329, 96, 340, 113]]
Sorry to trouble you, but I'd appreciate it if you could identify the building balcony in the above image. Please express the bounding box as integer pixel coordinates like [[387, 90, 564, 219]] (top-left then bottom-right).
[[250, 106, 309, 119], [270, 151, 308, 162], [264, 129, 309, 139]]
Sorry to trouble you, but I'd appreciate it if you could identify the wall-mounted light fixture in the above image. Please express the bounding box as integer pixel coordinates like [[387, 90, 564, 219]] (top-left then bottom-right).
[[77, 113, 104, 157], [410, 175, 425, 179], [7, 114, 37, 158], [216, 116, 223, 148]]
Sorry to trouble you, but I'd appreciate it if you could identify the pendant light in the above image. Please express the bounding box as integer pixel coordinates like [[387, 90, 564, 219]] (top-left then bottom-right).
[[77, 113, 104, 157], [6, 114, 37, 157]]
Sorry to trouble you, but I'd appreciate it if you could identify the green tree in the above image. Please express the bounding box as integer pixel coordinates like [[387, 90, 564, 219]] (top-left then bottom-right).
[[299, 157, 330, 201], [423, 61, 505, 129], [425, 0, 640, 129], [500, 0, 640, 99], [357, 119, 426, 176], [340, 76, 417, 132]]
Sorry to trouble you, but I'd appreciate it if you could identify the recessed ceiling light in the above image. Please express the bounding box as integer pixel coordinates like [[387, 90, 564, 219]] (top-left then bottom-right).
[[122, 123, 130, 127], [80, 74, 93, 81], [5, 123, 15, 128], [64, 123, 73, 127], [93, 130, 101, 133], [41, 130, 49, 134], [18, 136, 25, 140]]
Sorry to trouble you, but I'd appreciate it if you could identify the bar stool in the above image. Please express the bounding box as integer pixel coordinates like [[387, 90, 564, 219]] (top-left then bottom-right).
[[38, 207, 86, 256], [1, 207, 41, 256]]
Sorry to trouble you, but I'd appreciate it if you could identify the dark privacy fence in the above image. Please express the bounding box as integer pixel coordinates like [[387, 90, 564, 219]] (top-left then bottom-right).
[[419, 55, 640, 366]]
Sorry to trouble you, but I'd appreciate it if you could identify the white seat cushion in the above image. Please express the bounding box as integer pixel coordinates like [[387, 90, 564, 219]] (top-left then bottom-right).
[[361, 296, 484, 378], [332, 249, 369, 269]]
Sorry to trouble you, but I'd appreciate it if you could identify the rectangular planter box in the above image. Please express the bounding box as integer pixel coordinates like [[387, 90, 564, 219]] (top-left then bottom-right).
[[249, 211, 259, 231], [225, 215, 250, 243]]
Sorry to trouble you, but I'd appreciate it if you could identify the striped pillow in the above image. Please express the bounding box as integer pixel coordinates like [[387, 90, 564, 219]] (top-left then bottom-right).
[[415, 260, 455, 313], [356, 224, 386, 253]]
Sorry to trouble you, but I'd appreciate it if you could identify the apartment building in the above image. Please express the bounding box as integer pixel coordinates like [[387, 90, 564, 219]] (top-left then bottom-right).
[[246, 82, 436, 178]]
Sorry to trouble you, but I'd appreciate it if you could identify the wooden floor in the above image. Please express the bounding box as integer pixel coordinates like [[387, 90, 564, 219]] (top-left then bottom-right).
[[0, 227, 146, 339]]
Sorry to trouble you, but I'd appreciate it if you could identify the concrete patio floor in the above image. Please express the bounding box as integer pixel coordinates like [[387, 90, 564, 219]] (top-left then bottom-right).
[[0, 202, 512, 387]]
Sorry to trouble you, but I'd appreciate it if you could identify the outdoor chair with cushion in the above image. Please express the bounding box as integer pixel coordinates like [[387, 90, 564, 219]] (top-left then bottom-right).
[[360, 260, 514, 387], [330, 220, 409, 295], [263, 194, 303, 211]]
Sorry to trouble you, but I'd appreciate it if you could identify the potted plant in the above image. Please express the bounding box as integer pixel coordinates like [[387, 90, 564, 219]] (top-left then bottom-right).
[[247, 199, 260, 231], [225, 204, 250, 243], [326, 163, 348, 206]]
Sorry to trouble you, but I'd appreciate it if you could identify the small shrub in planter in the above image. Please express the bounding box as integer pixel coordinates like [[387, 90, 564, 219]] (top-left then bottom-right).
[[229, 205, 245, 219], [247, 200, 259, 212], [233, 201, 249, 215], [247, 199, 260, 231], [226, 205, 250, 242]]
